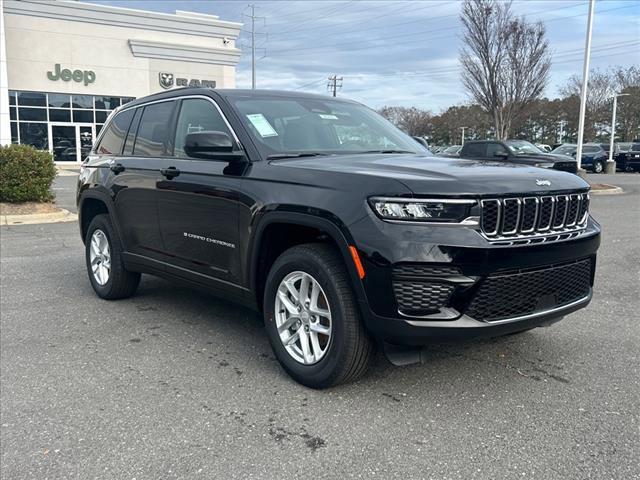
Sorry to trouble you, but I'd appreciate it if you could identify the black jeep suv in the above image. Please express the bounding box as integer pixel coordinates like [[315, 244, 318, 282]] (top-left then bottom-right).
[[459, 140, 579, 173], [77, 88, 600, 388]]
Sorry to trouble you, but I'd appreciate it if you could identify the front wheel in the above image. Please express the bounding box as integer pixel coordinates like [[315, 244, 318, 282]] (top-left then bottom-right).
[[593, 160, 604, 173], [85, 214, 140, 300], [263, 244, 374, 388]]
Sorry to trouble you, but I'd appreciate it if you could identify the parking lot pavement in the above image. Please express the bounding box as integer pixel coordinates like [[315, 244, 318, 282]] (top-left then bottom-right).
[[1, 176, 639, 480]]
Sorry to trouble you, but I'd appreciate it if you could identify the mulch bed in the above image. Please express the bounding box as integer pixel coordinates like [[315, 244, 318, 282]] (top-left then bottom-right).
[[589, 183, 619, 191], [0, 202, 60, 216]]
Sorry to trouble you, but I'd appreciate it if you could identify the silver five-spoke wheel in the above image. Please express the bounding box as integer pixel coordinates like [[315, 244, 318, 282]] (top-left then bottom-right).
[[89, 229, 111, 286], [274, 271, 332, 365]]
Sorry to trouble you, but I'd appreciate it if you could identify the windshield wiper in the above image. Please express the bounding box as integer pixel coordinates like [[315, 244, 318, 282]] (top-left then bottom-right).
[[353, 149, 416, 154], [267, 152, 331, 160]]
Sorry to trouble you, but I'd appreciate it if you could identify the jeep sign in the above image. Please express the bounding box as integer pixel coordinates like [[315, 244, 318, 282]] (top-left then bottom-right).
[[47, 64, 96, 86]]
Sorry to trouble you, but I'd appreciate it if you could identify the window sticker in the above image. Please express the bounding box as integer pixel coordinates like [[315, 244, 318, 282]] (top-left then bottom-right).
[[246, 113, 278, 137], [319, 114, 338, 120]]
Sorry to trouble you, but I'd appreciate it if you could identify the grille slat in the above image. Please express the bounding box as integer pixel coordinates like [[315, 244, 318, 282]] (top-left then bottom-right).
[[466, 259, 592, 322], [481, 193, 589, 241]]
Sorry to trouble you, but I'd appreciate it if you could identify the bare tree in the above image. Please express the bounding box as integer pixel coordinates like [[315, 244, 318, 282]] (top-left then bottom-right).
[[459, 0, 551, 139], [378, 106, 432, 137]]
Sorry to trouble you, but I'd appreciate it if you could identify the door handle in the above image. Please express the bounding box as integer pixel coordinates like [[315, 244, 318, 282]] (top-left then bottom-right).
[[161, 167, 181, 179], [110, 163, 125, 174]]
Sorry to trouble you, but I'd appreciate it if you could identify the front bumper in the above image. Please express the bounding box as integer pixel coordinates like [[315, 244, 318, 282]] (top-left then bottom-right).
[[349, 213, 601, 345]]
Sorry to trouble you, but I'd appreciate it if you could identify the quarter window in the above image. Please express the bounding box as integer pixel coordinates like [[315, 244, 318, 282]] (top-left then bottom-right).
[[133, 101, 175, 157], [96, 108, 135, 155], [173, 99, 232, 157]]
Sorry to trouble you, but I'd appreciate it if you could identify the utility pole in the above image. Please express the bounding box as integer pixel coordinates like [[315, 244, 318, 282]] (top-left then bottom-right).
[[460, 127, 468, 146], [607, 92, 630, 173], [558, 120, 567, 144], [242, 5, 266, 90], [575, 0, 595, 175], [251, 4, 255, 89], [327, 75, 343, 97]]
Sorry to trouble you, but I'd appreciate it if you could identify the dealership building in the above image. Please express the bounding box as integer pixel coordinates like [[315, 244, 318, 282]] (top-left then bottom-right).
[[0, 0, 242, 162]]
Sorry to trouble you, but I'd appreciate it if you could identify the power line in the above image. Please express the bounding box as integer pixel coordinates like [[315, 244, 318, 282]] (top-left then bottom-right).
[[280, 1, 586, 41], [293, 78, 327, 91], [266, 3, 635, 57]]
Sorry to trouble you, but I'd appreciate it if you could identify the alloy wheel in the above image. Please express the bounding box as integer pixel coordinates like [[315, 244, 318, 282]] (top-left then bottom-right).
[[274, 271, 332, 365], [89, 229, 111, 286]]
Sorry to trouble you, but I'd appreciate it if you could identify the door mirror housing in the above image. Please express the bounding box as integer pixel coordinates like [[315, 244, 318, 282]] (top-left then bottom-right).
[[494, 151, 509, 159], [183, 131, 245, 162]]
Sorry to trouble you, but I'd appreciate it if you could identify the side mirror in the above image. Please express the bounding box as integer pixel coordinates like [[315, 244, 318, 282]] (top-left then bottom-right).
[[494, 151, 509, 158], [184, 131, 245, 162]]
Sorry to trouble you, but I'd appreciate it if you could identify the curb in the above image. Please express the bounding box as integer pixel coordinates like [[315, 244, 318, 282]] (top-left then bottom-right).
[[56, 169, 80, 177], [590, 185, 624, 196], [1, 208, 78, 226]]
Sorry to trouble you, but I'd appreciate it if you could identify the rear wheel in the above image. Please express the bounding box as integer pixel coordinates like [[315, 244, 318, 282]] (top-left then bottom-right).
[[85, 214, 140, 299], [263, 244, 374, 388]]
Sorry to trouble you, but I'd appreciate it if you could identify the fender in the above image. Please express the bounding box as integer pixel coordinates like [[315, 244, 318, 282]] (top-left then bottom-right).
[[248, 209, 368, 306], [77, 188, 125, 248]]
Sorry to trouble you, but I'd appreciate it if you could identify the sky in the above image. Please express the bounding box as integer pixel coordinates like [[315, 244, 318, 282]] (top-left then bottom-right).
[[94, 0, 640, 112]]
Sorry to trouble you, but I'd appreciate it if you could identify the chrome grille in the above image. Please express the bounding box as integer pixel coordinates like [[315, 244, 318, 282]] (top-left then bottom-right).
[[481, 193, 589, 242]]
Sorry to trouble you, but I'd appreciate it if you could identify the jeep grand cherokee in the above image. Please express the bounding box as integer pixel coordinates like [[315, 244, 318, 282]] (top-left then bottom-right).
[[77, 88, 600, 388]]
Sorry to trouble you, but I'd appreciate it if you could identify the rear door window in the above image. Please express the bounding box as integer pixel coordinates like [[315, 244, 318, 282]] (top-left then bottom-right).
[[133, 101, 175, 157], [95, 108, 135, 156]]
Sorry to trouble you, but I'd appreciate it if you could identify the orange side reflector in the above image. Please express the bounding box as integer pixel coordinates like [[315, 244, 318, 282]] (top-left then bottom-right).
[[348, 246, 366, 279]]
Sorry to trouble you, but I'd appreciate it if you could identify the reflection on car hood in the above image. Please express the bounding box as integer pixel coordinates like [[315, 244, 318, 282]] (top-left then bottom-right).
[[275, 153, 589, 195], [518, 152, 578, 163]]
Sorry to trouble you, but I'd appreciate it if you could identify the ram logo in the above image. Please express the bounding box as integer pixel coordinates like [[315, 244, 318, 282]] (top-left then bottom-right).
[[159, 72, 174, 89], [536, 179, 551, 186]]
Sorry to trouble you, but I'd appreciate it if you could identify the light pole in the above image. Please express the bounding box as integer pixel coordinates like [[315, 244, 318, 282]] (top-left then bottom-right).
[[606, 92, 630, 174], [575, 0, 595, 176], [460, 127, 468, 146]]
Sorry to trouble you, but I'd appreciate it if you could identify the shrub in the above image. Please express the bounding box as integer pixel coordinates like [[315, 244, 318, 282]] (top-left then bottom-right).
[[0, 144, 57, 202]]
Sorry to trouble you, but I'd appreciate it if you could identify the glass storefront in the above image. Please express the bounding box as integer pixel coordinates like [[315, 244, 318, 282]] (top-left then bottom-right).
[[9, 90, 135, 162]]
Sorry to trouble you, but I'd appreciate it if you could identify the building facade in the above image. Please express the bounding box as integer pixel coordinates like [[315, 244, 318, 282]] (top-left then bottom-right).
[[0, 0, 241, 162]]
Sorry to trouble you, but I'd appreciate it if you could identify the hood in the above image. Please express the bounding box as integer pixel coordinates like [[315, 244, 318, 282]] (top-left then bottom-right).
[[274, 153, 589, 196]]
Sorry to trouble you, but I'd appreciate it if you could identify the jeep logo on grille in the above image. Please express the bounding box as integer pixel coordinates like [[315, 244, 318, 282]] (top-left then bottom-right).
[[536, 179, 551, 186]]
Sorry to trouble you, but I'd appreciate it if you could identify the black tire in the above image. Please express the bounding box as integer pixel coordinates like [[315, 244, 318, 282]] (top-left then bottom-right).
[[263, 244, 374, 388], [593, 160, 604, 173], [85, 213, 140, 300]]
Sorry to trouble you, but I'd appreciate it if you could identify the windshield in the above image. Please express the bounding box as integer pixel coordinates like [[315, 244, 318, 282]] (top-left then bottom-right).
[[505, 140, 544, 155], [229, 95, 426, 158], [552, 145, 577, 156], [631, 143, 640, 152], [618, 143, 632, 152]]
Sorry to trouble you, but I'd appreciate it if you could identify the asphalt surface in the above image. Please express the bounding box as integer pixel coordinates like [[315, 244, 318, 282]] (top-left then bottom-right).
[[1, 173, 639, 479]]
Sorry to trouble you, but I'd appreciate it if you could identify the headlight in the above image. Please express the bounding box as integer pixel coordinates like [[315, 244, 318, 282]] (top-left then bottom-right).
[[535, 162, 553, 168], [369, 197, 477, 223]]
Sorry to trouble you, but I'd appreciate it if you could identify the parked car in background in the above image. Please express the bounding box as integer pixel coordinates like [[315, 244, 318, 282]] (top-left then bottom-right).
[[458, 139, 578, 173], [616, 142, 640, 172], [551, 143, 608, 173], [536, 143, 552, 152], [437, 145, 462, 157]]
